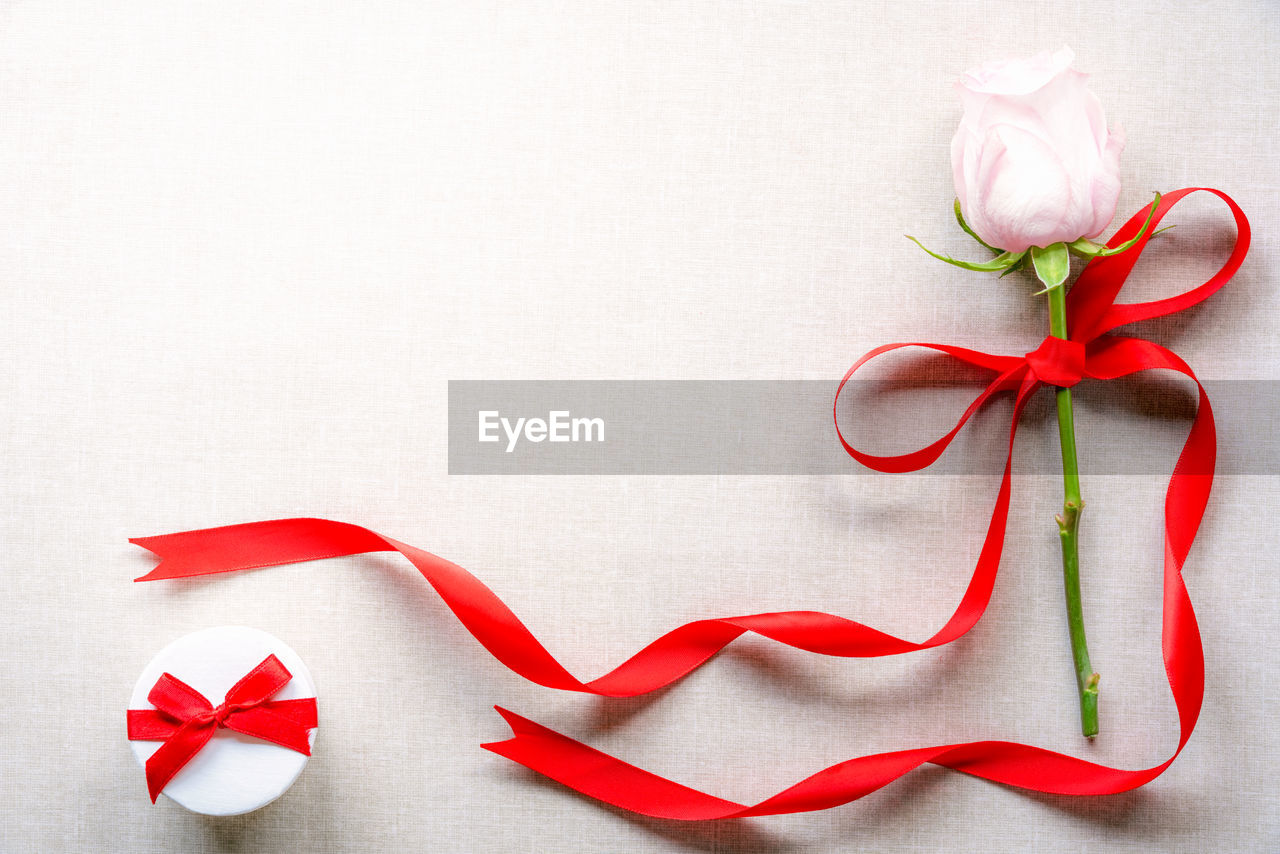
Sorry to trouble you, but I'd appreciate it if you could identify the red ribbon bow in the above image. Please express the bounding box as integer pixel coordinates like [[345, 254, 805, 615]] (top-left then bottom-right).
[[129, 187, 1248, 819], [127, 654, 318, 803]]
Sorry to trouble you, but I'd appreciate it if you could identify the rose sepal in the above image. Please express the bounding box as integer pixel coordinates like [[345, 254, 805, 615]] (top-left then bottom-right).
[[1067, 192, 1163, 259], [1030, 242, 1070, 293], [954, 198, 999, 254], [904, 235, 1025, 273], [998, 255, 1028, 278]]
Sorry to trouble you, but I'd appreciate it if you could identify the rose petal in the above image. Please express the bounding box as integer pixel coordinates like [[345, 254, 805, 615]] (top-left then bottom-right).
[[949, 46, 1123, 251], [1086, 124, 1125, 238], [971, 124, 1073, 252], [959, 46, 1075, 96]]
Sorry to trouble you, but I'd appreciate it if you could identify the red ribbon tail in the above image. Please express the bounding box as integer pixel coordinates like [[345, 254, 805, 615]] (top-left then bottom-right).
[[482, 706, 951, 820], [482, 706, 748, 820], [143, 721, 216, 803], [259, 697, 320, 730], [226, 703, 317, 756], [131, 518, 395, 581]]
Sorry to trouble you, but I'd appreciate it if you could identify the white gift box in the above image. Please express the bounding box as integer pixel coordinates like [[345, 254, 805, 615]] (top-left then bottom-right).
[[127, 626, 318, 816]]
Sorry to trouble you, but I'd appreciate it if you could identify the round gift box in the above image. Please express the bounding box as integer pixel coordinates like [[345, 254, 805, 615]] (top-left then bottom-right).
[[128, 626, 318, 815]]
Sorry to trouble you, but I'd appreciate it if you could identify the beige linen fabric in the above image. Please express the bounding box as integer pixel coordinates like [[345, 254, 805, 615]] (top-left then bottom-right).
[[2, 2, 1277, 851]]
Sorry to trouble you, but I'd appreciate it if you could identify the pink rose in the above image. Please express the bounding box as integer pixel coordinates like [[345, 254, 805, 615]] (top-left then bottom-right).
[[951, 47, 1125, 254]]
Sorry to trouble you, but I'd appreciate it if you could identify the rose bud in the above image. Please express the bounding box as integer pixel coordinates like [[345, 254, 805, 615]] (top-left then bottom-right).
[[909, 46, 1158, 292], [952, 46, 1124, 255]]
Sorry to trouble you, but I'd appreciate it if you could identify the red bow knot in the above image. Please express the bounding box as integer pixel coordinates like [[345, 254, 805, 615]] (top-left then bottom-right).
[[1025, 336, 1086, 388], [127, 654, 318, 803]]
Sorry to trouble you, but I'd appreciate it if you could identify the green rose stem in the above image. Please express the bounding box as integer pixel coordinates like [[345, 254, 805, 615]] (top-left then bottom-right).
[[1046, 281, 1099, 738], [911, 194, 1162, 739]]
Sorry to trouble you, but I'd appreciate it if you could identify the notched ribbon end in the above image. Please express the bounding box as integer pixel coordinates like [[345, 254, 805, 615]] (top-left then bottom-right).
[[129, 537, 168, 582], [482, 705, 534, 751], [129, 536, 198, 583]]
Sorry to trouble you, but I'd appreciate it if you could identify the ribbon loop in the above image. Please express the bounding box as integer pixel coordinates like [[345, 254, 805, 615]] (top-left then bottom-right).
[[147, 672, 215, 722], [127, 654, 318, 803], [1066, 188, 1251, 342], [833, 341, 1027, 474]]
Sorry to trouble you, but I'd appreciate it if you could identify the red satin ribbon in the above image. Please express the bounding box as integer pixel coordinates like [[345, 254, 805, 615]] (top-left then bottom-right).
[[127, 654, 318, 803], [131, 187, 1248, 819]]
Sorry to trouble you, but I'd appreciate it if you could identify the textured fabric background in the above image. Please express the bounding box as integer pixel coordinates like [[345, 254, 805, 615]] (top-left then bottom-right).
[[2, 2, 1277, 852]]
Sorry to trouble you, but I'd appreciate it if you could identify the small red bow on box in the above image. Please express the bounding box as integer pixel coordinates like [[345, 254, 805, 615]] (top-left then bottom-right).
[[127, 654, 318, 803]]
